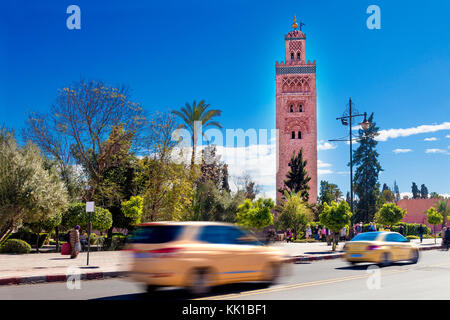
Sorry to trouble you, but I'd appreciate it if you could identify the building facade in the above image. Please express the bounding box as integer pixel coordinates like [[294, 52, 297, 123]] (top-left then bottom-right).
[[398, 198, 447, 232], [276, 17, 317, 203]]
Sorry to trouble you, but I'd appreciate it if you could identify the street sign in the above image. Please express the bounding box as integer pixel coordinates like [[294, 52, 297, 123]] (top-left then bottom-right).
[[86, 202, 94, 212], [85, 202, 94, 265]]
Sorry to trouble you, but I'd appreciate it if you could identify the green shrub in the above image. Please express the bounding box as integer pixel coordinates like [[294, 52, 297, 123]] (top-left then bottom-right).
[[88, 233, 97, 245], [0, 239, 31, 254], [9, 228, 49, 248], [406, 235, 419, 240]]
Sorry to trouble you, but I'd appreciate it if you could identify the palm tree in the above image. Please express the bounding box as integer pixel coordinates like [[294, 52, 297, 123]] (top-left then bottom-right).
[[172, 100, 222, 167], [436, 198, 449, 229]]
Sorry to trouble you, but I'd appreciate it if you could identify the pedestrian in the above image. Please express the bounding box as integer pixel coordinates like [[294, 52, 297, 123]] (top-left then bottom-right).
[[314, 225, 319, 241], [418, 224, 425, 243], [286, 229, 293, 243], [70, 225, 81, 259], [444, 226, 450, 251], [321, 226, 326, 242], [305, 224, 312, 240], [340, 227, 347, 241], [399, 224, 405, 236], [80, 230, 88, 252]]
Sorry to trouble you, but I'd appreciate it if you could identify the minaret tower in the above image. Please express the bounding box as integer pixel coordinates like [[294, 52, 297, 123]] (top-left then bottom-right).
[[276, 16, 317, 203]]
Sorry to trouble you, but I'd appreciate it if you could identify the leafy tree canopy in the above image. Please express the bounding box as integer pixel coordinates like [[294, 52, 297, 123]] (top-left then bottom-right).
[[237, 198, 274, 230]]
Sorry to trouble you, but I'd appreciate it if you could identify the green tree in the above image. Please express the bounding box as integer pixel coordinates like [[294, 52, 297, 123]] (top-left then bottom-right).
[[374, 203, 406, 229], [121, 196, 144, 226], [171, 100, 222, 167], [319, 181, 343, 205], [61, 203, 113, 232], [25, 213, 62, 252], [429, 192, 440, 199], [435, 198, 449, 229], [236, 198, 274, 230], [24, 80, 146, 202], [352, 113, 383, 223], [393, 180, 400, 202], [381, 189, 395, 203], [426, 207, 443, 244], [0, 128, 68, 245], [278, 149, 311, 202], [189, 180, 245, 222], [274, 191, 313, 240], [319, 201, 352, 251], [411, 182, 420, 199], [420, 184, 429, 199]]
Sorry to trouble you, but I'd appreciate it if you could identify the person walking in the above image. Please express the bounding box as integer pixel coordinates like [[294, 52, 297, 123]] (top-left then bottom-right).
[[418, 224, 425, 243], [399, 224, 405, 236], [80, 230, 88, 252], [305, 224, 312, 240], [340, 227, 347, 241], [321, 226, 326, 242], [443, 226, 450, 251], [314, 225, 319, 241], [70, 225, 81, 259]]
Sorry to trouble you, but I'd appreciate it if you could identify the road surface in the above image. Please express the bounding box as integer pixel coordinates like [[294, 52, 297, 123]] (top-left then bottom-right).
[[1, 250, 450, 300]]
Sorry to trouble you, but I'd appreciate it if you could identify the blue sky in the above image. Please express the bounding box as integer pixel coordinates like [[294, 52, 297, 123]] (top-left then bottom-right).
[[1, 0, 449, 199]]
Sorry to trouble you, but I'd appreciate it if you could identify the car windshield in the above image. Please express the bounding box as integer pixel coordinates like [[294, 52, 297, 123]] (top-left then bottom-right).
[[129, 225, 184, 244], [350, 232, 382, 242]]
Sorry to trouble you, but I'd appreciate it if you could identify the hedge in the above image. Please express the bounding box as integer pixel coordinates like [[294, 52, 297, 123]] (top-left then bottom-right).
[[8, 228, 49, 248], [0, 239, 32, 254]]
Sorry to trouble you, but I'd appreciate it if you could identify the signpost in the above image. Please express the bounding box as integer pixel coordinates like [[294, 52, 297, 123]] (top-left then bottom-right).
[[86, 202, 94, 266]]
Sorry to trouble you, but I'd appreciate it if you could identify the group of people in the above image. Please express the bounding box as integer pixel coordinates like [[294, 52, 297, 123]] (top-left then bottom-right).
[[66, 225, 90, 259]]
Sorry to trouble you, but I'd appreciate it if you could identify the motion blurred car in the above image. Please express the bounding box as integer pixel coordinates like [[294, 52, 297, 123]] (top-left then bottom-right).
[[343, 231, 419, 267], [127, 221, 290, 295]]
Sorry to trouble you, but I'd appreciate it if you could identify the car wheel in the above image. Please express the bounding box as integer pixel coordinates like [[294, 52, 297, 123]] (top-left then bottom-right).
[[188, 268, 212, 296], [379, 252, 391, 267], [410, 250, 419, 264], [349, 261, 358, 266], [263, 262, 281, 285]]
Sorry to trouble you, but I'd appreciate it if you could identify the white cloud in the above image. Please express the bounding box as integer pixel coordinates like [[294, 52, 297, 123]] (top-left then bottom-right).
[[318, 169, 333, 175], [400, 192, 413, 199], [446, 135, 450, 138], [424, 137, 437, 141], [393, 148, 413, 154], [318, 140, 337, 151], [318, 160, 332, 168], [377, 122, 450, 142], [425, 148, 448, 154]]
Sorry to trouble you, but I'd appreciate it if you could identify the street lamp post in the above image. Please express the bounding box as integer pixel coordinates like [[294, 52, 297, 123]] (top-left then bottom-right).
[[329, 98, 371, 216]]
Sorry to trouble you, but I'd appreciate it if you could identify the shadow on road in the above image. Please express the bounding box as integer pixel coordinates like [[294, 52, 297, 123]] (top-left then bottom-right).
[[93, 282, 271, 300], [336, 262, 412, 271]]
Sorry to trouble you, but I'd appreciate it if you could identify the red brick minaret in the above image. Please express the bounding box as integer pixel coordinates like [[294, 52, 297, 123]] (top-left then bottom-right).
[[276, 16, 317, 203]]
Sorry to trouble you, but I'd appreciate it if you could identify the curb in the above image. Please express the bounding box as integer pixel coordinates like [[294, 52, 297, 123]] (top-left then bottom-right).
[[290, 245, 443, 263], [0, 271, 128, 286]]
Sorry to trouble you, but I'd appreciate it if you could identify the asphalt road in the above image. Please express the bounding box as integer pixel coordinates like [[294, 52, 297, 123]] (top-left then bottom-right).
[[1, 250, 450, 300]]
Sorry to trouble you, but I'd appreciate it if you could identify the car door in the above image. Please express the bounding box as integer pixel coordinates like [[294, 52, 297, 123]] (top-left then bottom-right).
[[384, 233, 408, 260], [195, 225, 252, 283]]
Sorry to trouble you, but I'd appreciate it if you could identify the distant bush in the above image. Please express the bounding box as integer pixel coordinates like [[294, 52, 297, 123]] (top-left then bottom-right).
[[9, 227, 49, 248], [0, 239, 31, 254], [406, 235, 419, 240]]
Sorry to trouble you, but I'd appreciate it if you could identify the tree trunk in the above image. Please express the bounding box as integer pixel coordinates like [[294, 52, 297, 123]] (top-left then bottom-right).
[[55, 227, 60, 253], [36, 233, 40, 253]]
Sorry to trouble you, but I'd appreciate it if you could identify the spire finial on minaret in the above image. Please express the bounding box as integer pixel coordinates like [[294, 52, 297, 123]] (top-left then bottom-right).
[[292, 15, 298, 29]]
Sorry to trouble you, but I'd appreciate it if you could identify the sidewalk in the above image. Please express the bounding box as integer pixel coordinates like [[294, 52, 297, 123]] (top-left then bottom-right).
[[0, 250, 132, 285], [0, 238, 443, 285]]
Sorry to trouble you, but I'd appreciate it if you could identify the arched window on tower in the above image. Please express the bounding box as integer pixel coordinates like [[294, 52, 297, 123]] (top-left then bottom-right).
[[291, 131, 295, 139], [291, 52, 294, 60], [298, 131, 302, 139], [297, 52, 301, 60], [290, 104, 294, 113], [299, 104, 303, 112]]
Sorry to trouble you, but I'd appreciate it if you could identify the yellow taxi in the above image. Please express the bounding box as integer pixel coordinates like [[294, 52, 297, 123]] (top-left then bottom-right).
[[343, 231, 419, 267], [127, 221, 290, 295]]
